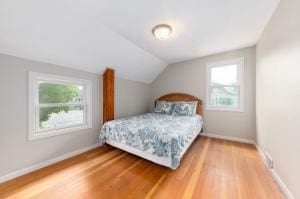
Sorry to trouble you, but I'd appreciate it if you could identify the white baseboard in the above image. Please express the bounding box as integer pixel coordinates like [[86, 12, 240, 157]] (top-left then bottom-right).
[[201, 132, 255, 144], [0, 143, 102, 184], [255, 144, 267, 165], [270, 169, 295, 199], [255, 144, 295, 199]]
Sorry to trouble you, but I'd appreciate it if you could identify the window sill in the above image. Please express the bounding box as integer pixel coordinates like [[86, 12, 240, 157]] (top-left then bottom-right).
[[206, 107, 244, 113], [28, 124, 92, 141]]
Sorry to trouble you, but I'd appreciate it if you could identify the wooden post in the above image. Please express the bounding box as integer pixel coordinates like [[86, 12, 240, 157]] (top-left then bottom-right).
[[103, 68, 114, 123]]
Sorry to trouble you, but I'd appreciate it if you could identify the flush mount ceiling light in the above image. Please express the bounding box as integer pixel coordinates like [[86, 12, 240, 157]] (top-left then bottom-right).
[[152, 24, 172, 40]]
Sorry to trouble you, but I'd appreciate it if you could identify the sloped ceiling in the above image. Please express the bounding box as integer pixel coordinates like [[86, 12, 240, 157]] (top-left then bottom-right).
[[0, 0, 166, 83], [0, 0, 279, 83]]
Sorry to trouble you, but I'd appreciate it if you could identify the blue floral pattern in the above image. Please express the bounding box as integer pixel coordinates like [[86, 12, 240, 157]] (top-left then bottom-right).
[[99, 113, 203, 169], [153, 101, 174, 114], [172, 101, 197, 116]]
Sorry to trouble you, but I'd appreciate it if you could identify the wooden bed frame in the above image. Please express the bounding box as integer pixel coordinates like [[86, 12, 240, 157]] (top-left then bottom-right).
[[155, 93, 203, 116]]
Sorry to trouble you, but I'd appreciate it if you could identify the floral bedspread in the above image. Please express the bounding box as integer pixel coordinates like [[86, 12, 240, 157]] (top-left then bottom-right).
[[99, 113, 203, 169]]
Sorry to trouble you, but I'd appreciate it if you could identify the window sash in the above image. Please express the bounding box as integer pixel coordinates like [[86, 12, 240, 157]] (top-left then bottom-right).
[[35, 103, 88, 133], [37, 78, 87, 89], [37, 82, 86, 104], [209, 66, 241, 85], [209, 83, 240, 87], [208, 85, 240, 109], [37, 103, 86, 108]]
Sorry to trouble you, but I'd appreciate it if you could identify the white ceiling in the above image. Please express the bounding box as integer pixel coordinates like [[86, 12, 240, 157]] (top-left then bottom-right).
[[0, 0, 166, 83], [0, 0, 279, 83]]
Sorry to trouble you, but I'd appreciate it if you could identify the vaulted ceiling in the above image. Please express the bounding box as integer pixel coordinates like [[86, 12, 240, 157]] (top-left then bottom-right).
[[0, 0, 279, 83]]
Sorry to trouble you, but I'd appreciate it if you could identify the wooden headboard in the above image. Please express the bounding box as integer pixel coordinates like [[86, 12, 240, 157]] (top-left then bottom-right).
[[155, 93, 203, 116]]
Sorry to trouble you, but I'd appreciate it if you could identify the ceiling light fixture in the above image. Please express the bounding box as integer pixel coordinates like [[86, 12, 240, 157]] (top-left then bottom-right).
[[152, 24, 172, 40]]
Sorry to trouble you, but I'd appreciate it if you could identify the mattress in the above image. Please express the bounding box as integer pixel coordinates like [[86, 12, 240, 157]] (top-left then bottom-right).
[[99, 113, 203, 169]]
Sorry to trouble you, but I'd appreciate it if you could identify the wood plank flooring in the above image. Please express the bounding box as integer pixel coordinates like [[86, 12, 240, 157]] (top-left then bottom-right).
[[0, 137, 285, 199]]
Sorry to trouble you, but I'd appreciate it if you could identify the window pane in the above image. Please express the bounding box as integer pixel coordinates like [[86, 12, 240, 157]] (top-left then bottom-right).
[[209, 86, 239, 108], [39, 82, 84, 104], [211, 64, 237, 85], [39, 105, 85, 130]]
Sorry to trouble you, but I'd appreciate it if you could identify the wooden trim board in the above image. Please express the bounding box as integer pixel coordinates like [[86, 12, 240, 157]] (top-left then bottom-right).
[[201, 132, 255, 144], [103, 68, 114, 123]]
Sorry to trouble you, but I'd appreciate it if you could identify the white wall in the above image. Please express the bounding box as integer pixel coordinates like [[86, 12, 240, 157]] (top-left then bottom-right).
[[256, 0, 300, 198], [115, 78, 151, 118], [0, 53, 150, 178], [151, 47, 256, 141]]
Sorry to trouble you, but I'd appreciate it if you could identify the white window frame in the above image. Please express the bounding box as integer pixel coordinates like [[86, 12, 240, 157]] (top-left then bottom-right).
[[28, 72, 92, 140], [206, 57, 244, 112]]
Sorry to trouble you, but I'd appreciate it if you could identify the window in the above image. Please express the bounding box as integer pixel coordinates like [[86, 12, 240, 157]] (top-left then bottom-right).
[[206, 57, 244, 112], [28, 72, 92, 140]]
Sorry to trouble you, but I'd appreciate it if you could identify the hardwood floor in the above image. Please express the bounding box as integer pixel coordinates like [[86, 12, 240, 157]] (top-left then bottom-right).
[[0, 137, 285, 199]]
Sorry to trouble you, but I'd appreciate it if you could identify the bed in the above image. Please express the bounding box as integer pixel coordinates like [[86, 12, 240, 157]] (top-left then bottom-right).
[[99, 93, 203, 170]]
